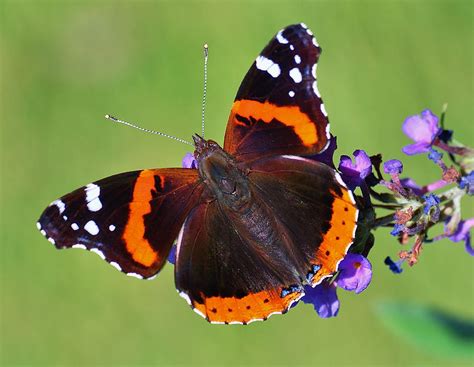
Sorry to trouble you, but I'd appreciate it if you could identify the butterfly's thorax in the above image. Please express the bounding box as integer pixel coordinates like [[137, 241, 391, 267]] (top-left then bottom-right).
[[194, 137, 250, 211]]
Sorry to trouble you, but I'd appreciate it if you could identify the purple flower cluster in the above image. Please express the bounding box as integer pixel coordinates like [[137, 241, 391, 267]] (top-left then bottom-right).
[[378, 109, 473, 271]]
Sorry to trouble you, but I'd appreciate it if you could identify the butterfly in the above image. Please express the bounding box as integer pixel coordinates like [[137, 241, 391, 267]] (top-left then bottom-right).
[[37, 23, 358, 325]]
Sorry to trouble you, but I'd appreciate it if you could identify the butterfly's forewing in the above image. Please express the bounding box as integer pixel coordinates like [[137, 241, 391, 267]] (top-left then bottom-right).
[[38, 169, 203, 279], [224, 23, 329, 161], [175, 156, 357, 324]]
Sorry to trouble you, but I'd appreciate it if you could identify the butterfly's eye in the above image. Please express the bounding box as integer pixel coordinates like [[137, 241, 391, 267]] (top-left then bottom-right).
[[206, 140, 221, 150], [220, 178, 236, 195]]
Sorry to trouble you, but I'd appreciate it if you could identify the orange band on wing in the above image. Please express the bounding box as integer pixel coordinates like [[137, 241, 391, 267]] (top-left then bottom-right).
[[311, 188, 358, 285], [191, 288, 302, 324], [122, 170, 159, 267], [232, 100, 318, 146]]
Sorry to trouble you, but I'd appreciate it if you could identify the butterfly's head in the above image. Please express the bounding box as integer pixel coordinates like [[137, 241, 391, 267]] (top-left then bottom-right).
[[192, 134, 222, 161], [192, 134, 250, 209]]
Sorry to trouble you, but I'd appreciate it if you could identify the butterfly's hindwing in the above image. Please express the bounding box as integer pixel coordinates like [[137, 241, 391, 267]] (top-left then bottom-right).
[[248, 155, 359, 286], [175, 199, 304, 324]]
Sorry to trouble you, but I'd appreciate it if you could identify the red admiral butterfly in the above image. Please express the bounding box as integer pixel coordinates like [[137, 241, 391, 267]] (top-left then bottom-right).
[[37, 23, 358, 324]]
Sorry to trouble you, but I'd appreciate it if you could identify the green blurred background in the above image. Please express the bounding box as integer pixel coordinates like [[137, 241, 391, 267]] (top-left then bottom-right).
[[1, 1, 473, 366]]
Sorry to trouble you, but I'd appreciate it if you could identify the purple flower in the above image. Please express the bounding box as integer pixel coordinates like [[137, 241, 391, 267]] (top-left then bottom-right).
[[338, 150, 372, 191], [182, 152, 198, 168], [423, 193, 441, 215], [301, 281, 339, 318], [459, 171, 474, 195], [402, 109, 441, 155], [310, 135, 337, 168], [335, 254, 372, 294], [384, 256, 403, 274], [384, 159, 403, 175], [302, 254, 372, 318], [448, 218, 474, 256]]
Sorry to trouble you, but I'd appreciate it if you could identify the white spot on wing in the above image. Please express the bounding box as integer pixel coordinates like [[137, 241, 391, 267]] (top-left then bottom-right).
[[300, 22, 308, 29], [110, 261, 121, 271], [294, 55, 301, 64], [321, 103, 328, 117], [109, 224, 116, 231], [288, 90, 295, 97], [90, 248, 105, 260], [312, 37, 319, 47], [85, 183, 102, 212], [127, 272, 143, 279], [290, 44, 295, 51], [62, 215, 68, 221], [71, 223, 79, 231], [51, 200, 65, 214], [325, 122, 331, 139], [306, 28, 313, 36], [334, 171, 348, 189], [72, 244, 87, 250], [349, 190, 357, 206], [84, 220, 99, 235], [312, 64, 317, 78], [85, 183, 100, 197], [87, 198, 102, 212], [255, 55, 281, 78], [179, 291, 192, 305], [267, 63, 281, 78], [289, 68, 302, 83], [36, 222, 42, 230], [312, 81, 321, 98], [276, 30, 288, 44], [193, 307, 206, 319], [40, 230, 46, 236], [352, 208, 359, 236], [48, 238, 55, 245]]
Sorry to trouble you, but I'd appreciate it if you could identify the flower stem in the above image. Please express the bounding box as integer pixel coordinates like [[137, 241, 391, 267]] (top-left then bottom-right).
[[424, 179, 450, 192], [435, 140, 474, 156], [373, 213, 396, 228]]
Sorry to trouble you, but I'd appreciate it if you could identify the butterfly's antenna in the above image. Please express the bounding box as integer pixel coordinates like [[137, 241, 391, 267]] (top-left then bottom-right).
[[104, 114, 193, 146], [201, 43, 209, 138]]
